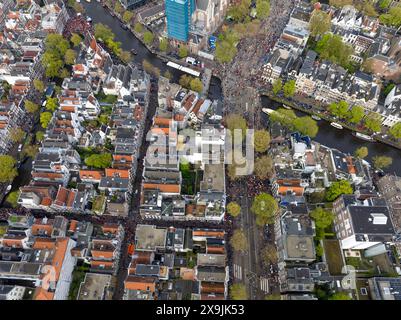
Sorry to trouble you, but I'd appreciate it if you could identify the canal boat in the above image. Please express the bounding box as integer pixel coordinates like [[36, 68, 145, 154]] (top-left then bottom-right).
[[262, 108, 275, 115], [130, 49, 137, 55], [311, 115, 321, 121], [353, 132, 375, 142], [330, 122, 343, 130], [283, 105, 292, 110]]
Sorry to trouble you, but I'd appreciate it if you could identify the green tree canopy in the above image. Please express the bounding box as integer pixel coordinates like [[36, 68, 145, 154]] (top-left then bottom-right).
[[380, 6, 401, 27], [256, 0, 270, 19], [315, 33, 354, 68], [309, 9, 331, 37], [329, 100, 349, 118], [35, 131, 45, 142], [261, 243, 278, 265], [143, 31, 154, 45], [227, 202, 241, 217], [364, 112, 382, 133], [372, 156, 393, 170], [134, 22, 143, 33], [283, 80, 296, 98], [354, 146, 368, 159], [0, 155, 18, 183], [230, 284, 247, 300], [329, 292, 352, 300], [230, 229, 248, 251], [254, 155, 273, 180], [325, 180, 353, 202], [33, 79, 45, 92], [190, 78, 203, 93], [347, 105, 364, 124], [389, 122, 401, 139], [40, 112, 53, 129], [70, 33, 82, 47], [24, 100, 39, 114], [310, 207, 334, 230], [159, 38, 168, 52], [122, 11, 134, 24], [293, 116, 319, 138], [272, 78, 283, 95], [84, 153, 112, 169], [9, 127, 25, 143], [45, 97, 58, 112], [225, 114, 248, 140], [64, 49, 77, 65], [253, 130, 270, 153], [251, 193, 278, 226], [178, 45, 188, 58]]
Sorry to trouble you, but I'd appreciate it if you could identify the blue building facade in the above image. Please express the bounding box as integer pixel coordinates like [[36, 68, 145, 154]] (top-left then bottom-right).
[[165, 0, 195, 42]]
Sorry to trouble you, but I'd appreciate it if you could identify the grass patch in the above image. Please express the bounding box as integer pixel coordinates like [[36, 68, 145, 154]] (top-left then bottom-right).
[[92, 195, 106, 214], [323, 239, 344, 275], [5, 191, 20, 208], [68, 265, 89, 300]]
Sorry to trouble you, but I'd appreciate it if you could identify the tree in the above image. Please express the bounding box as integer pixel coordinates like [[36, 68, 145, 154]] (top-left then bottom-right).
[[114, 2, 124, 15], [42, 34, 70, 77], [256, 0, 270, 19], [315, 34, 354, 68], [372, 156, 393, 170], [143, 31, 154, 45], [70, 33, 82, 47], [119, 50, 132, 64], [215, 39, 237, 63], [64, 49, 77, 65], [272, 78, 282, 95], [179, 74, 192, 88], [364, 112, 382, 133], [94, 23, 115, 42], [230, 284, 247, 300], [159, 38, 168, 52], [36, 131, 45, 142], [380, 7, 401, 27], [23, 144, 39, 158], [389, 122, 401, 139], [134, 22, 143, 34], [178, 45, 188, 58], [190, 78, 203, 93], [122, 11, 134, 24], [84, 153, 112, 169], [354, 146, 368, 159], [227, 0, 251, 22], [40, 112, 53, 129], [261, 244, 277, 265], [329, 100, 349, 118], [347, 105, 364, 124], [0, 155, 18, 183], [60, 68, 70, 79], [254, 156, 273, 180], [309, 10, 331, 37], [251, 193, 278, 226], [230, 229, 248, 251], [310, 207, 334, 230], [45, 97, 58, 112], [227, 202, 241, 217], [269, 108, 297, 128], [253, 130, 270, 153], [24, 100, 39, 113], [379, 0, 392, 10], [163, 70, 172, 80], [5, 190, 20, 208], [325, 180, 353, 202], [293, 116, 319, 138], [9, 127, 25, 143], [329, 292, 351, 300], [33, 79, 45, 92], [225, 114, 248, 139], [265, 294, 281, 300], [283, 80, 296, 98]]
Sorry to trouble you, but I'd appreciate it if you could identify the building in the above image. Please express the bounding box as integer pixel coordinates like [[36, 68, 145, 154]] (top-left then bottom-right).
[[165, 0, 195, 42], [368, 277, 401, 300], [333, 195, 395, 250]]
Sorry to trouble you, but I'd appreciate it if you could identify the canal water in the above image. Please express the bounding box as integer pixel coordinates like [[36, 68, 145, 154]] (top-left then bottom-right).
[[261, 96, 401, 175]]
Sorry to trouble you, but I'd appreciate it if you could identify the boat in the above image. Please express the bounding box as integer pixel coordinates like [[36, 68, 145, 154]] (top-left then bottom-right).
[[353, 132, 375, 142], [5, 185, 12, 192], [262, 108, 275, 115], [311, 115, 321, 121], [330, 122, 343, 130], [130, 49, 137, 55], [283, 105, 292, 110]]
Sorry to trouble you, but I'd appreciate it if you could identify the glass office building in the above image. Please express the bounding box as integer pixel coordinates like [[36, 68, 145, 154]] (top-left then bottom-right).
[[165, 0, 195, 42]]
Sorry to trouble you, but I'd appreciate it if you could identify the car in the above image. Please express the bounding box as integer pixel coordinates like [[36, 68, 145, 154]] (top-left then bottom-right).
[[17, 144, 22, 152]]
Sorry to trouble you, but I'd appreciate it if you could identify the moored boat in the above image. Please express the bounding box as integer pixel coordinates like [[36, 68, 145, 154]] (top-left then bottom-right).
[[353, 132, 375, 142], [330, 122, 343, 129]]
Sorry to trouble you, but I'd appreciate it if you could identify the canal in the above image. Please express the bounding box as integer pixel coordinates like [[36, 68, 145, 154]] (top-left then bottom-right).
[[261, 96, 401, 175]]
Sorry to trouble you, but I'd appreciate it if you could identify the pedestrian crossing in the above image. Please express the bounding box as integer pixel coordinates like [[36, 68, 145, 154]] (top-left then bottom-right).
[[260, 277, 269, 293], [233, 264, 242, 280]]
